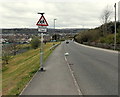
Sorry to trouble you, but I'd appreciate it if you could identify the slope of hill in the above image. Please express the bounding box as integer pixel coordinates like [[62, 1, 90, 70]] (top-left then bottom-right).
[[74, 22, 120, 50]]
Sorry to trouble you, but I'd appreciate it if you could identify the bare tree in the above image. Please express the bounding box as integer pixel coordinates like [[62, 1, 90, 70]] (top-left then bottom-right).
[[2, 44, 12, 64], [100, 5, 113, 36], [8, 33, 19, 55]]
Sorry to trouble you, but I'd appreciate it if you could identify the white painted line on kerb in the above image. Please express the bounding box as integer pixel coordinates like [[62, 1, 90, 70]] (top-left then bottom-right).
[[64, 56, 83, 95], [75, 42, 118, 54]]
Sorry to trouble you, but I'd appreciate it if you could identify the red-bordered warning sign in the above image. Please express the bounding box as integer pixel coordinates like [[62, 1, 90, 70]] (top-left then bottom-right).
[[36, 15, 48, 26]]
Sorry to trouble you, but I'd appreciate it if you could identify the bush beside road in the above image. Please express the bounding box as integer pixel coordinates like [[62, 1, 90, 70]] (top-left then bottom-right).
[[74, 22, 120, 51]]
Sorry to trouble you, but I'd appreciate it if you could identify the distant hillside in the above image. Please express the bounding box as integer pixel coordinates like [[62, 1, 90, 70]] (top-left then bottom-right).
[[2, 28, 38, 35], [2, 28, 88, 35]]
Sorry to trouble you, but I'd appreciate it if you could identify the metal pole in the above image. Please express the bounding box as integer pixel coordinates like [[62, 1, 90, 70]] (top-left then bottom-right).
[[54, 19, 55, 31], [38, 12, 45, 71], [114, 3, 117, 50], [40, 32, 44, 71], [54, 19, 57, 34], [54, 19, 57, 41]]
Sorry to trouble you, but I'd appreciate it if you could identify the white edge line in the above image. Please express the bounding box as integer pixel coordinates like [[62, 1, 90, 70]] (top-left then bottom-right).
[[64, 56, 83, 95], [74, 42, 118, 54], [19, 69, 39, 95]]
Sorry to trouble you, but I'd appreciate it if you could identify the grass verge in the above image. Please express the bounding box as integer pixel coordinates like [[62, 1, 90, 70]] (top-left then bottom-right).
[[2, 42, 60, 95]]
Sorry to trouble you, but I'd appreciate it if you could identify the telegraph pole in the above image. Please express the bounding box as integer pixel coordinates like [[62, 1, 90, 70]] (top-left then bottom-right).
[[114, 3, 117, 50]]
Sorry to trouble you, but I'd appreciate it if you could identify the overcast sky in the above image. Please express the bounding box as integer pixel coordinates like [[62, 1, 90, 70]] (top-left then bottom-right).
[[0, 0, 120, 29]]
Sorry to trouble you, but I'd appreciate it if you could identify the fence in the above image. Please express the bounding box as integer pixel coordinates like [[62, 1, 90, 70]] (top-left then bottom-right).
[[49, 43, 61, 50]]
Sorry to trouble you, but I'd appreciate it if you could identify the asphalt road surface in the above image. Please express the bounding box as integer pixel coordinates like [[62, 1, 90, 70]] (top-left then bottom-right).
[[64, 41, 118, 95], [21, 41, 118, 95], [21, 42, 79, 95]]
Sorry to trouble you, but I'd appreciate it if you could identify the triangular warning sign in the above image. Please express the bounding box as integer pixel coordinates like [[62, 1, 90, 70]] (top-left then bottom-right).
[[36, 16, 48, 26]]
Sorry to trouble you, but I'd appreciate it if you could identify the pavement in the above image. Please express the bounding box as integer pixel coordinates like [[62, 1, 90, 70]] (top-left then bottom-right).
[[21, 42, 79, 95]]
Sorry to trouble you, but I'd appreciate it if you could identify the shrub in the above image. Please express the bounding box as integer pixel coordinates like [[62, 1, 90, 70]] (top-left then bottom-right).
[[100, 34, 114, 44], [75, 30, 100, 43], [117, 33, 120, 44], [30, 37, 40, 49], [2, 53, 11, 64]]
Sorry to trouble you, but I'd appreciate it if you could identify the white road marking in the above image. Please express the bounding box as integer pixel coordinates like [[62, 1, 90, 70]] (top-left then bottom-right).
[[75, 42, 118, 54], [64, 56, 83, 95]]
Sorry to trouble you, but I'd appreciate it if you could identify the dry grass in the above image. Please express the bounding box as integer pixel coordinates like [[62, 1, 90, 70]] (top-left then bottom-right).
[[2, 42, 60, 95]]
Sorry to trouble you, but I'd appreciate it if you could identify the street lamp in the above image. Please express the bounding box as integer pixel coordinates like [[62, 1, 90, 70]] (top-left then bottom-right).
[[54, 19, 57, 34], [53, 19, 57, 41]]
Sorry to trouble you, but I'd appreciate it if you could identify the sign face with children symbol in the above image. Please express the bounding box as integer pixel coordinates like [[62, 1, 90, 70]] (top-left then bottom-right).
[[36, 15, 48, 27], [36, 15, 48, 32]]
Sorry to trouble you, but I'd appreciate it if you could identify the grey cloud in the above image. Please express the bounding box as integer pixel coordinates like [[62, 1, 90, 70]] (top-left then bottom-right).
[[0, 0, 118, 28]]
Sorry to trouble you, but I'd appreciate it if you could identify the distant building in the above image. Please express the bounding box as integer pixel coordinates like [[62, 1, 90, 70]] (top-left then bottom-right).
[[118, 1, 120, 22]]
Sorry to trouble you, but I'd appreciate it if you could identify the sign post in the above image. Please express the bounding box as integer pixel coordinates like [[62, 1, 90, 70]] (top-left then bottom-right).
[[36, 13, 48, 71]]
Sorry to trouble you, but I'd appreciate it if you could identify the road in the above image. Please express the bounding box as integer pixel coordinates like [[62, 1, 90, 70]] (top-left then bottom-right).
[[64, 41, 118, 95], [21, 41, 118, 95], [21, 42, 79, 95]]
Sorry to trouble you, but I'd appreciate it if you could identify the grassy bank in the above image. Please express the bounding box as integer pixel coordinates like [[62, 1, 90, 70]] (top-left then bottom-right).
[[74, 22, 120, 50], [2, 42, 60, 95]]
